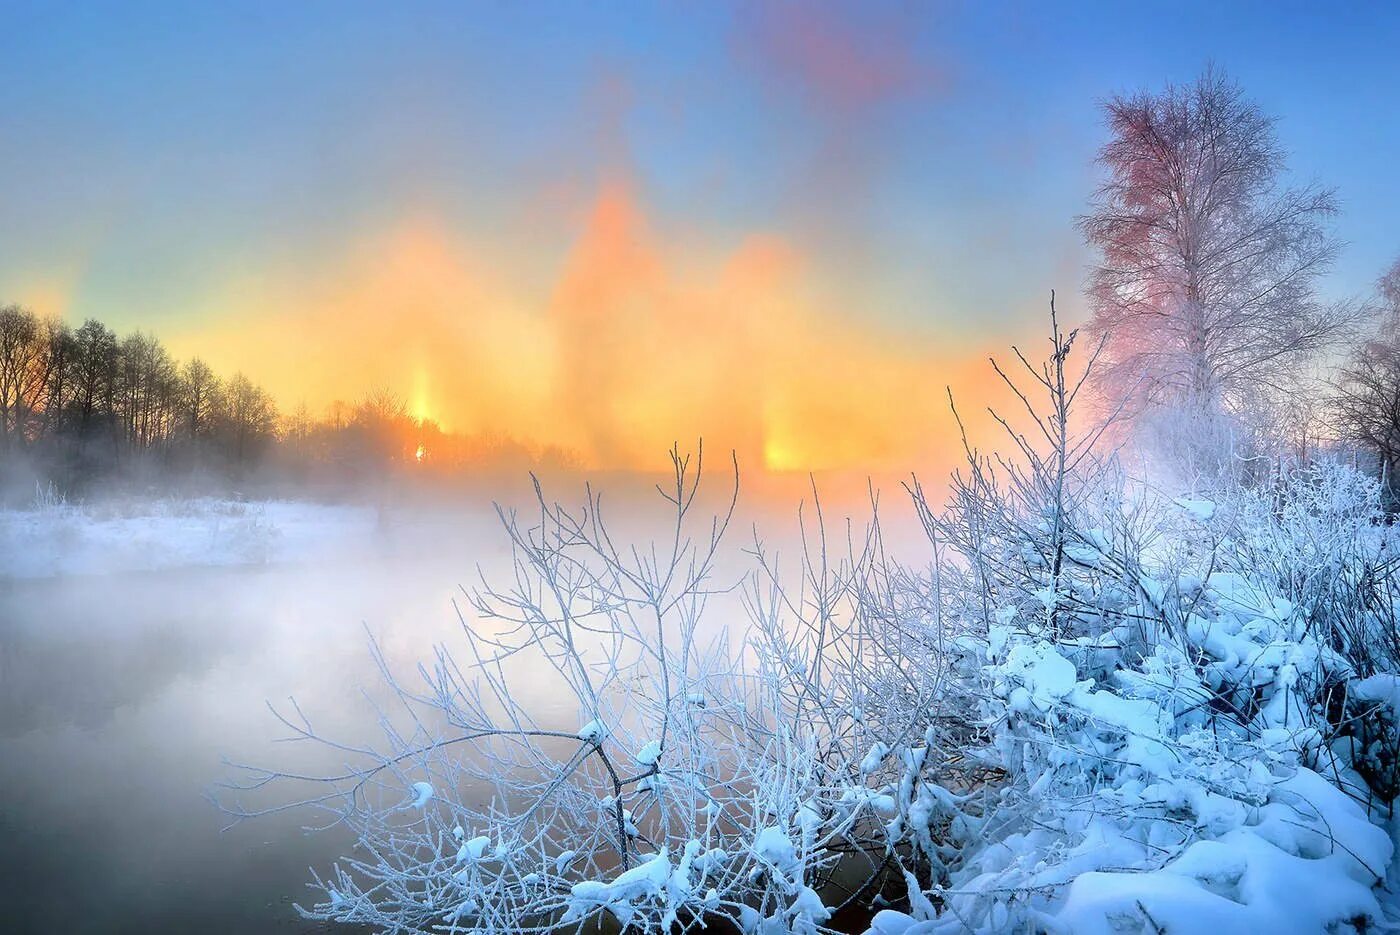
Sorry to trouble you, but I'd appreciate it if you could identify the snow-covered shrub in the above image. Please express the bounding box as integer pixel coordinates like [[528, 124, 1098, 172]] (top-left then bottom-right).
[[872, 315, 1399, 933]]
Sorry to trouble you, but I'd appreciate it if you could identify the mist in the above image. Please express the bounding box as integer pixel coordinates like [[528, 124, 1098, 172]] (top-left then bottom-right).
[[5, 6, 1400, 933], [0, 465, 930, 933]]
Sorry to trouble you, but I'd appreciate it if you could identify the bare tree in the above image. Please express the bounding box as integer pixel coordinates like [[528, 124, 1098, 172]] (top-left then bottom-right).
[[1334, 344, 1400, 494], [179, 357, 222, 443], [1334, 257, 1400, 502], [352, 387, 413, 466], [0, 304, 41, 445], [209, 314, 1400, 933], [1379, 257, 1400, 321], [34, 317, 74, 440], [116, 331, 177, 450], [222, 372, 278, 465], [1079, 67, 1346, 425], [70, 318, 119, 436]]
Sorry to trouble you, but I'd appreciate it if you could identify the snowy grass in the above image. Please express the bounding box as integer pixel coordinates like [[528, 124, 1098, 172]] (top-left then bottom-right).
[[0, 496, 376, 578]]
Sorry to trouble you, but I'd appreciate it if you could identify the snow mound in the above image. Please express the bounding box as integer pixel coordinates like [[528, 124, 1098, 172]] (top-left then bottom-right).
[[1173, 496, 1217, 521]]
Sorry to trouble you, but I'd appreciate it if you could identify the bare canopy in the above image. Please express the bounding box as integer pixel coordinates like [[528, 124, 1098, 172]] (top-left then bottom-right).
[[1079, 66, 1346, 416]]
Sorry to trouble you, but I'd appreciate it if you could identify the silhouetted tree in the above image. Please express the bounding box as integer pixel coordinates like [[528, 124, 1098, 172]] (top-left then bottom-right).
[[0, 303, 574, 498], [37, 318, 75, 439], [70, 318, 119, 437], [116, 331, 177, 450], [222, 372, 278, 465], [1335, 258, 1400, 505], [0, 304, 41, 445], [179, 357, 222, 445]]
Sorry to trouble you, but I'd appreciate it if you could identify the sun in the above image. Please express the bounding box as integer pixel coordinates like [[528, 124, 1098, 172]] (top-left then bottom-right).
[[414, 444, 426, 463]]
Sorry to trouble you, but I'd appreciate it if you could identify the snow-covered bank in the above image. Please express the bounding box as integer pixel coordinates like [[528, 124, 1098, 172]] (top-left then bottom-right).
[[0, 498, 377, 578]]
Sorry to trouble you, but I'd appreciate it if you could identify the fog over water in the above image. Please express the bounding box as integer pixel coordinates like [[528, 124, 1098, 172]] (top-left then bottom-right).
[[0, 477, 929, 934]]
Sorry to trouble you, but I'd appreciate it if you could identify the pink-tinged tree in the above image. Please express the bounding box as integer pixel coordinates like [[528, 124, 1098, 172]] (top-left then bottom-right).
[[1079, 67, 1347, 444], [1378, 256, 1400, 330]]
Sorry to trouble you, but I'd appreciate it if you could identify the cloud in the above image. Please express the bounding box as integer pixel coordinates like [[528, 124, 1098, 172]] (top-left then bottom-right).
[[734, 1, 945, 115], [729, 1, 953, 253]]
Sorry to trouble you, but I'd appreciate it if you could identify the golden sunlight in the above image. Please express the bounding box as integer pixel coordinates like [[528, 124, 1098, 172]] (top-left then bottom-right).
[[163, 182, 1009, 477], [410, 365, 433, 426]]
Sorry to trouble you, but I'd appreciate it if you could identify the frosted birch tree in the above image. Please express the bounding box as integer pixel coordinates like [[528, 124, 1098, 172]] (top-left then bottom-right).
[[1078, 66, 1347, 464]]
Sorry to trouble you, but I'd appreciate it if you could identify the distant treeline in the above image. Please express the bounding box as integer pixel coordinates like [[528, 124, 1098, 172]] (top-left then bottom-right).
[[0, 304, 575, 502]]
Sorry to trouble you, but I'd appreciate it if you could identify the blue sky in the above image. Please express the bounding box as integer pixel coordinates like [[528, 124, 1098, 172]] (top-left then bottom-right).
[[1, 1, 1397, 377]]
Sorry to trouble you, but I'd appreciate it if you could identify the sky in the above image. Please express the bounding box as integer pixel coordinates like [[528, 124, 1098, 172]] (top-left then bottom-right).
[[3, 1, 1399, 473]]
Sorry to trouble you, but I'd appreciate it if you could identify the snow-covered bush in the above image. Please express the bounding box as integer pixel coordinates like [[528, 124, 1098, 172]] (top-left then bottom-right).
[[873, 314, 1400, 933]]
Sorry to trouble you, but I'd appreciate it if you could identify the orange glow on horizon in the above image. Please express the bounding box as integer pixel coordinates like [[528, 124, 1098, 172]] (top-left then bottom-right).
[[147, 181, 1017, 479], [410, 364, 432, 425]]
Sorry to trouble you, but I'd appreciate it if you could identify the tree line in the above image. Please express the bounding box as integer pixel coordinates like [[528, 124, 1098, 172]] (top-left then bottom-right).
[[0, 312, 279, 486], [0, 306, 574, 503], [0, 310, 574, 501]]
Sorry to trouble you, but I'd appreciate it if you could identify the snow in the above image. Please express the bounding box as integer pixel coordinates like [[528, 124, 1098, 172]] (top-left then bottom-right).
[[786, 885, 830, 923], [230, 453, 1400, 935], [0, 497, 375, 578], [860, 741, 890, 774], [752, 826, 798, 869], [1174, 496, 1217, 521], [564, 849, 676, 927], [634, 739, 663, 766], [997, 640, 1078, 711], [1059, 821, 1385, 934], [866, 909, 932, 935], [409, 781, 433, 809], [455, 835, 490, 862], [1353, 673, 1400, 712], [1063, 541, 1104, 566], [849, 465, 1400, 934]]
